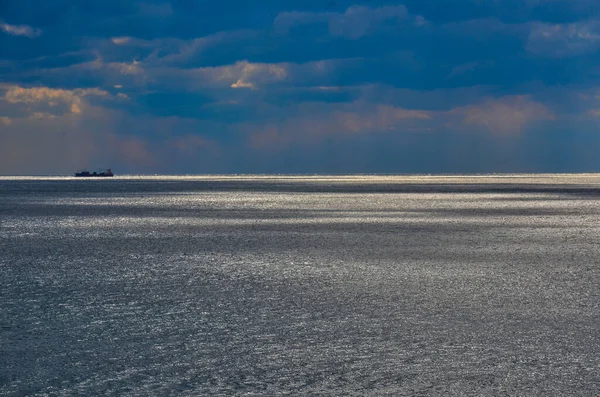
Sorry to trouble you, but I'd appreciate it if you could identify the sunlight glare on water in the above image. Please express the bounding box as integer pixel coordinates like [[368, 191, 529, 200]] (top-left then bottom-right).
[[1, 175, 600, 396]]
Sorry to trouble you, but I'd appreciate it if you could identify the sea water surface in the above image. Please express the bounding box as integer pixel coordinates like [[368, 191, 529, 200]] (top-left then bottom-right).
[[1, 175, 600, 396]]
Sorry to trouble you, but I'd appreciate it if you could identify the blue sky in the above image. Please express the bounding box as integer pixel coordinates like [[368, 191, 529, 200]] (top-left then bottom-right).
[[1, 0, 600, 174]]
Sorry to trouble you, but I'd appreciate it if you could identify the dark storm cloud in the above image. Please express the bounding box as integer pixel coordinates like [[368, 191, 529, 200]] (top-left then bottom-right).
[[1, 0, 600, 174], [401, 0, 600, 24]]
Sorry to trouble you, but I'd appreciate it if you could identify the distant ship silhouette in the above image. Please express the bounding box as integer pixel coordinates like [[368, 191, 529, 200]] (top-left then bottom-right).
[[74, 168, 114, 177]]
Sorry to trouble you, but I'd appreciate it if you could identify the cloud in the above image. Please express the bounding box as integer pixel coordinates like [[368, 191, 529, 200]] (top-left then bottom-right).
[[4, 86, 108, 104], [2, 86, 111, 118], [273, 11, 330, 35], [53, 56, 291, 94], [0, 22, 41, 38], [2, 0, 600, 174], [230, 62, 287, 89], [588, 109, 600, 117], [402, 0, 600, 24], [248, 102, 432, 150], [183, 60, 288, 90], [0, 115, 97, 175], [527, 20, 600, 57], [171, 135, 214, 156], [445, 61, 495, 80], [30, 112, 59, 120], [274, 5, 413, 39], [449, 95, 555, 134], [113, 59, 143, 75], [111, 37, 131, 45], [0, 117, 154, 175], [329, 5, 410, 39], [0, 97, 219, 174], [149, 30, 259, 67], [106, 133, 156, 167], [137, 2, 174, 18]]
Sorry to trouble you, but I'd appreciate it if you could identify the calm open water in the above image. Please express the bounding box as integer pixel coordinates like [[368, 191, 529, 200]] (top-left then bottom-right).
[[1, 175, 600, 396]]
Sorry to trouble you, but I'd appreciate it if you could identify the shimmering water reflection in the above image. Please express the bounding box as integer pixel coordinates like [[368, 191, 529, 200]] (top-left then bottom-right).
[[2, 175, 600, 396]]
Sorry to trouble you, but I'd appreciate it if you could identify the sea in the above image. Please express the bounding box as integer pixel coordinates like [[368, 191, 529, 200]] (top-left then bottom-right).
[[1, 175, 600, 396]]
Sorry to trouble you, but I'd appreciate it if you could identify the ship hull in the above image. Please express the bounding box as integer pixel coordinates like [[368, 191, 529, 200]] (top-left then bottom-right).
[[74, 169, 114, 177]]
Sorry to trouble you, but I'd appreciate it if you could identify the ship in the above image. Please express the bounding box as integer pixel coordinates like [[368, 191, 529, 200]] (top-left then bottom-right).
[[74, 168, 114, 177]]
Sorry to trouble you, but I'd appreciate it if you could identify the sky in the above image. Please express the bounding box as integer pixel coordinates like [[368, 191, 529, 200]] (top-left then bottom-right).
[[2, 0, 600, 175]]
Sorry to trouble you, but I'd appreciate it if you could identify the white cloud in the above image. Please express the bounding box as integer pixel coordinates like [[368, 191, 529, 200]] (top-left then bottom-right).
[[188, 60, 288, 90], [230, 80, 255, 89], [111, 37, 131, 45], [114, 60, 142, 75], [4, 86, 108, 104], [0, 22, 41, 38], [3, 86, 112, 119], [229, 62, 287, 89]]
